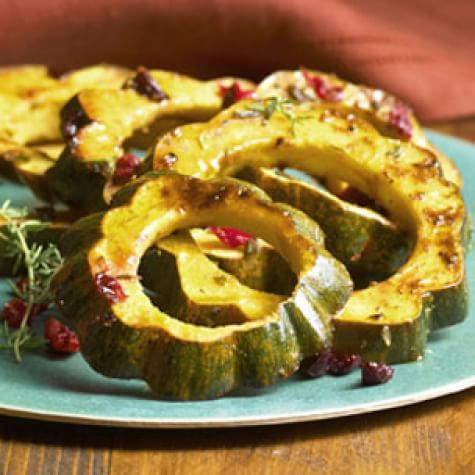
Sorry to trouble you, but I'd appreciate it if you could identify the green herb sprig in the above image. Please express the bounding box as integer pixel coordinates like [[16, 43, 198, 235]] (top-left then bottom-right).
[[0, 201, 63, 361], [247, 97, 312, 135]]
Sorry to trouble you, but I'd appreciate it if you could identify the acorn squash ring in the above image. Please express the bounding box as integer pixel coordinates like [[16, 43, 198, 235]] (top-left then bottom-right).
[[53, 173, 353, 400], [151, 99, 467, 363]]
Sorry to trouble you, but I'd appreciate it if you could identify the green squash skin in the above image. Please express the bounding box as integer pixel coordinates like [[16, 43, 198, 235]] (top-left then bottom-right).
[[428, 274, 469, 331], [45, 147, 111, 212], [237, 166, 412, 284], [332, 309, 429, 363], [213, 244, 296, 295], [53, 175, 353, 400]]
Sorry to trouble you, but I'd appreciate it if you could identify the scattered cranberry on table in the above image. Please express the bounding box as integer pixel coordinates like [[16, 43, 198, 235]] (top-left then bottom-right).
[[303, 349, 362, 377], [303, 349, 334, 378], [2, 298, 43, 328], [303, 349, 393, 385], [361, 362, 394, 385], [328, 353, 363, 376], [44, 317, 80, 354], [2, 298, 29, 328]]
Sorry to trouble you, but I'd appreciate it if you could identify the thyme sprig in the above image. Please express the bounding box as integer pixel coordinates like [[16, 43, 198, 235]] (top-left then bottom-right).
[[247, 97, 312, 135], [0, 201, 63, 361]]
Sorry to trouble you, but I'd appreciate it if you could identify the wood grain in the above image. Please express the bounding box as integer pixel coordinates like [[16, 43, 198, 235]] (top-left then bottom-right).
[[1, 119, 474, 475]]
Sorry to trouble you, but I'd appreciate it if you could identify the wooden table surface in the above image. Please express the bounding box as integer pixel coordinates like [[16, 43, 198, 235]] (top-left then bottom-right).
[[1, 119, 474, 475]]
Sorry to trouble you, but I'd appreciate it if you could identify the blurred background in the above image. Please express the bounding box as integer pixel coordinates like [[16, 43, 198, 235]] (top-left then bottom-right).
[[1, 0, 474, 121]]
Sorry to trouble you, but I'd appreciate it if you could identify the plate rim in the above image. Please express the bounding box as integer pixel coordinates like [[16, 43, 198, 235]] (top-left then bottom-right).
[[1, 374, 474, 428]]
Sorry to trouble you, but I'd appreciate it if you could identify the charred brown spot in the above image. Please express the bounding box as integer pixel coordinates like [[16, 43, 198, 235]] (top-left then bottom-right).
[[156, 153, 178, 169], [423, 207, 458, 226], [237, 187, 250, 198], [213, 275, 227, 286], [406, 279, 422, 294], [180, 179, 233, 210], [319, 110, 333, 122], [438, 250, 458, 267], [123, 67, 169, 102], [411, 154, 440, 178], [409, 191, 425, 201]]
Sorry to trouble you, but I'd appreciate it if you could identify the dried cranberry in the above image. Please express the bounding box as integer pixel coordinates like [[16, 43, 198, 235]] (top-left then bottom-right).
[[219, 82, 255, 108], [328, 353, 362, 376], [44, 317, 80, 354], [302, 349, 334, 378], [210, 227, 254, 248], [361, 362, 394, 385], [113, 153, 141, 183], [94, 273, 126, 303], [301, 69, 344, 102], [389, 104, 413, 139], [3, 299, 28, 328], [2, 298, 43, 328], [123, 67, 168, 102], [60, 97, 92, 141]]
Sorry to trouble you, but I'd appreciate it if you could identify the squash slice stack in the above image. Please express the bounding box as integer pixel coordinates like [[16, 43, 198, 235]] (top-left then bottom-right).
[[46, 68, 255, 211], [151, 99, 467, 363], [1, 64, 468, 400], [0, 65, 132, 197]]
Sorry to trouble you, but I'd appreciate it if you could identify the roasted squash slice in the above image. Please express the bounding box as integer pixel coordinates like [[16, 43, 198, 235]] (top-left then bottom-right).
[[256, 70, 462, 187], [46, 68, 255, 210], [53, 174, 352, 400], [0, 65, 130, 145], [151, 100, 467, 362]]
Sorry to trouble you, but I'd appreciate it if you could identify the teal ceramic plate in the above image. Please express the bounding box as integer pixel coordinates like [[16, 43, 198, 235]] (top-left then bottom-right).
[[0, 131, 473, 428]]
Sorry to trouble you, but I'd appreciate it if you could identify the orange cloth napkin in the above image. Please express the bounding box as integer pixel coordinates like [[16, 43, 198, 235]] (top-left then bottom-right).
[[1, 0, 474, 120]]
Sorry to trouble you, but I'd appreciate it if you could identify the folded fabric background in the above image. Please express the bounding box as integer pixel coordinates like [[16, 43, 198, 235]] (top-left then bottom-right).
[[1, 0, 474, 121]]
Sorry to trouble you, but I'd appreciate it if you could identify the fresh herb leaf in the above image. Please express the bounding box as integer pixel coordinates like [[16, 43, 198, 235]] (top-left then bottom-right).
[[246, 97, 312, 136]]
